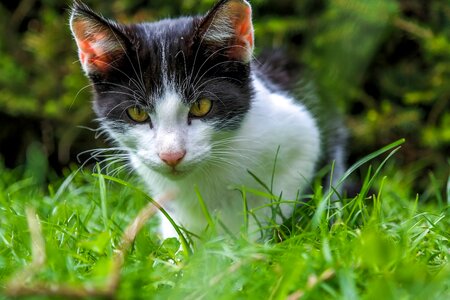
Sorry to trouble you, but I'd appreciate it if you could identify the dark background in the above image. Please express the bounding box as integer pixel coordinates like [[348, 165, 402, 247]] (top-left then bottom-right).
[[0, 0, 448, 193]]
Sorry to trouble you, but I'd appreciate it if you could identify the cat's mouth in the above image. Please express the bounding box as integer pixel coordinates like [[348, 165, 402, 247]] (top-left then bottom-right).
[[170, 168, 185, 176], [164, 167, 189, 179]]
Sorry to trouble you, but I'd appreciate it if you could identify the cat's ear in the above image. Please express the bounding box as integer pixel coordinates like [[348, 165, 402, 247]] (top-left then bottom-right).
[[198, 0, 254, 62], [70, 1, 128, 75]]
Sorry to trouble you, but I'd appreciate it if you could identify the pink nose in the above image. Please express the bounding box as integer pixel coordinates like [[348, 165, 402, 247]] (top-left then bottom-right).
[[158, 150, 186, 167]]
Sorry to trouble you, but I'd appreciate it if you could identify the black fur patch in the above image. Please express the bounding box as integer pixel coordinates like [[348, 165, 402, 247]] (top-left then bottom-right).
[[72, 3, 253, 131]]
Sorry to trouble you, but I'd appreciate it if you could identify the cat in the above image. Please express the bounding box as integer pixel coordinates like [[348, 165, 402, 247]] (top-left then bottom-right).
[[70, 0, 346, 239]]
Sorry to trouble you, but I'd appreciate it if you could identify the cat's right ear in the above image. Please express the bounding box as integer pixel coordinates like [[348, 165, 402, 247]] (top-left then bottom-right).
[[70, 1, 127, 75], [198, 0, 254, 62]]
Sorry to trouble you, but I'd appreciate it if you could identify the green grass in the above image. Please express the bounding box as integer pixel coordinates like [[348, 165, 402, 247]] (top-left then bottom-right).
[[0, 142, 449, 299]]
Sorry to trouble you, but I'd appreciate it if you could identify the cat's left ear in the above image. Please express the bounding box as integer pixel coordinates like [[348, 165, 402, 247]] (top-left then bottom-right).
[[198, 0, 254, 62]]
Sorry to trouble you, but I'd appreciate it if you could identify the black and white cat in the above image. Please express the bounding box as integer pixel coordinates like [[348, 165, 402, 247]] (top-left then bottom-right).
[[70, 0, 345, 239]]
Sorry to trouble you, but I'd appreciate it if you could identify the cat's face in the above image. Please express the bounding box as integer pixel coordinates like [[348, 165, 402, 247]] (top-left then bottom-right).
[[70, 0, 254, 178]]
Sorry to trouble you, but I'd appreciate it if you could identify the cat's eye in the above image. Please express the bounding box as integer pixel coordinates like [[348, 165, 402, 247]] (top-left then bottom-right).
[[127, 106, 149, 123], [189, 98, 212, 118]]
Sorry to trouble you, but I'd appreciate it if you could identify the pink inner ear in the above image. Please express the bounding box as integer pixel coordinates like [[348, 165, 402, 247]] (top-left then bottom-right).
[[73, 21, 118, 72], [78, 37, 112, 71], [228, 2, 254, 60], [235, 6, 253, 48]]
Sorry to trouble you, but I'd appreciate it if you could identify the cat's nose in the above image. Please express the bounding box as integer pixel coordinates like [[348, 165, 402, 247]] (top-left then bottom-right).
[[159, 150, 186, 167]]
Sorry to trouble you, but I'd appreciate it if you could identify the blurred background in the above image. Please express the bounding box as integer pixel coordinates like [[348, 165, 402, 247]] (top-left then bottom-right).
[[0, 0, 448, 194]]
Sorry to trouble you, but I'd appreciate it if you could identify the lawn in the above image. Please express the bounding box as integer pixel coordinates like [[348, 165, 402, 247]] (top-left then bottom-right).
[[0, 140, 449, 299]]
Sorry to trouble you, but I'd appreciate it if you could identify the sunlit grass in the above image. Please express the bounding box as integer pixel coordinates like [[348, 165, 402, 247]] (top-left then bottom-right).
[[0, 141, 449, 299]]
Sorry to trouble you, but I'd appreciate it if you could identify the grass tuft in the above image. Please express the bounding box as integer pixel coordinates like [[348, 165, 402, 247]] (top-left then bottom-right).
[[0, 141, 449, 299]]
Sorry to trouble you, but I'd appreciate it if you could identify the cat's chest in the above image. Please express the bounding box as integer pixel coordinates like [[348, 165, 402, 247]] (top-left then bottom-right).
[[147, 170, 250, 233]]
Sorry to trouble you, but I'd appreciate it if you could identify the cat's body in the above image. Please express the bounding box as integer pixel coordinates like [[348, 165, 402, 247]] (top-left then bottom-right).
[[134, 74, 321, 237], [70, 0, 344, 239]]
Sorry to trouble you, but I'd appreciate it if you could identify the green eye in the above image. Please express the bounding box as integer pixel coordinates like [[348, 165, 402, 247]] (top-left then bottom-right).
[[189, 98, 212, 117], [127, 106, 149, 123]]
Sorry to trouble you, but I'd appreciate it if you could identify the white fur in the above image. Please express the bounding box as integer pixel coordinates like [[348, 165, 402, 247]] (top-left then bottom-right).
[[106, 73, 321, 239], [204, 15, 234, 44]]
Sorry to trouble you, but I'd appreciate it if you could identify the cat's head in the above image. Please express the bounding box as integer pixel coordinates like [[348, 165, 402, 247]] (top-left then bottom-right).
[[70, 0, 254, 178]]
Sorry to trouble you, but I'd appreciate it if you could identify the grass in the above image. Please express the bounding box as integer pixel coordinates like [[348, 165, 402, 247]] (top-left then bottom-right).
[[0, 141, 449, 299]]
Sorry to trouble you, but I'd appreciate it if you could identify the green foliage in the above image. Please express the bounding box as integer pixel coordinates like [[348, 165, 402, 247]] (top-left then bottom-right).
[[0, 144, 449, 299], [303, 0, 398, 107]]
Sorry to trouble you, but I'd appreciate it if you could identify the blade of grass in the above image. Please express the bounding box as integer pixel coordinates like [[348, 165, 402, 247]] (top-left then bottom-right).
[[270, 146, 281, 194], [239, 186, 249, 236], [53, 169, 80, 201], [96, 164, 109, 232], [338, 139, 405, 187], [359, 145, 403, 202], [195, 185, 215, 233], [94, 174, 192, 256], [346, 165, 372, 225], [313, 139, 405, 227], [247, 170, 271, 195]]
